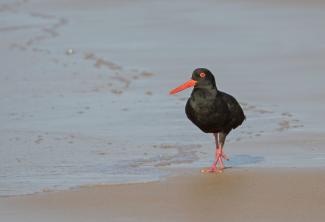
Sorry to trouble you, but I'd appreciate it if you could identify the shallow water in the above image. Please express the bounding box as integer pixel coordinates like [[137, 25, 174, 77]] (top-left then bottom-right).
[[1, 0, 325, 196]]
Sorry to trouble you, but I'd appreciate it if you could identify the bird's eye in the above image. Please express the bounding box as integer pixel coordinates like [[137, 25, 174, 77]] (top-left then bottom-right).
[[200, 72, 206, 78]]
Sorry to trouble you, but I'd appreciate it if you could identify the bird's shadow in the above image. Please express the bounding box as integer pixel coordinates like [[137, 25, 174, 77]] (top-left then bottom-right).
[[227, 154, 264, 166]]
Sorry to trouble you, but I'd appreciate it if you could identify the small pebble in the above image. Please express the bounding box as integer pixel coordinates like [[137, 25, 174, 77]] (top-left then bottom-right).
[[66, 48, 75, 55]]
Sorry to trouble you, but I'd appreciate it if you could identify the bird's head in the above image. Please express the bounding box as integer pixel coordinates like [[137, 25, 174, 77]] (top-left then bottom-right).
[[169, 68, 216, 95]]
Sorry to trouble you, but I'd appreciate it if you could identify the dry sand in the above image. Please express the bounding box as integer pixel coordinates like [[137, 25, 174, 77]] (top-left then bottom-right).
[[1, 168, 325, 222]]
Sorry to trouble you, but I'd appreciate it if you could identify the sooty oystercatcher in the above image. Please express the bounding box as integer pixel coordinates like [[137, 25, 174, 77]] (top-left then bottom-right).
[[170, 68, 245, 173]]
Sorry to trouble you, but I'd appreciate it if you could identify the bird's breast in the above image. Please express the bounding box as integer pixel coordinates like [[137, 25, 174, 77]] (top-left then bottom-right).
[[184, 88, 231, 132]]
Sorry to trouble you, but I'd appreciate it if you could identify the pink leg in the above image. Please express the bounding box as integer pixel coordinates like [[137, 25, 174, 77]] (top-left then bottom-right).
[[203, 148, 221, 173], [201, 133, 229, 174], [216, 146, 228, 170]]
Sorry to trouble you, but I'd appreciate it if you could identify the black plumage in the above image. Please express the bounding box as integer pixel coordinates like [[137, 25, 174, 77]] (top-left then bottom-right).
[[185, 68, 245, 140]]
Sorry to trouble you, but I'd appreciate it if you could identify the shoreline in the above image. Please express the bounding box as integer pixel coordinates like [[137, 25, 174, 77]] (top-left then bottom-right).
[[2, 165, 325, 199], [1, 167, 325, 222], [1, 130, 325, 197]]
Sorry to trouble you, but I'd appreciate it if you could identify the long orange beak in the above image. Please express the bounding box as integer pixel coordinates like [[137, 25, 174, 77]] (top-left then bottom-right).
[[169, 79, 197, 95]]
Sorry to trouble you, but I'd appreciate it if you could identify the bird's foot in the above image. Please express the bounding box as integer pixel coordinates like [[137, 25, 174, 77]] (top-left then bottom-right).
[[201, 147, 230, 174], [201, 164, 223, 174]]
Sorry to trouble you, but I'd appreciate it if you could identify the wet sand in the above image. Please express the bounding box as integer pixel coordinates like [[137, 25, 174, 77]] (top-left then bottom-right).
[[1, 168, 325, 222]]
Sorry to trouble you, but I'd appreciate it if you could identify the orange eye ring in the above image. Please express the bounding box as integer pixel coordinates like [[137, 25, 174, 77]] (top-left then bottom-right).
[[200, 72, 206, 78]]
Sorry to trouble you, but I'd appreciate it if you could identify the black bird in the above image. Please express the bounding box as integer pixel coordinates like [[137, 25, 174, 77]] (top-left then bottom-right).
[[170, 68, 245, 173]]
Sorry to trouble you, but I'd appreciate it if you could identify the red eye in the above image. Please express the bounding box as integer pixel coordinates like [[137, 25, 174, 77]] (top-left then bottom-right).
[[200, 72, 206, 78]]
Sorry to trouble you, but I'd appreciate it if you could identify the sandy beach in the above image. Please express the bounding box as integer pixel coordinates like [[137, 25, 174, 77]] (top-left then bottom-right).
[[1, 0, 325, 221], [1, 168, 325, 222]]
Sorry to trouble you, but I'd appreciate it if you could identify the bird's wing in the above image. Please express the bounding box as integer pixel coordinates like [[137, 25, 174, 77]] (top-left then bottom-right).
[[219, 91, 246, 130]]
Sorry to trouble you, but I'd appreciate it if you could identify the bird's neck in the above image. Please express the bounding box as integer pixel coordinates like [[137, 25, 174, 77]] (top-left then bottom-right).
[[192, 86, 218, 98], [194, 84, 218, 92]]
